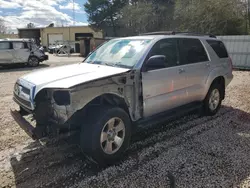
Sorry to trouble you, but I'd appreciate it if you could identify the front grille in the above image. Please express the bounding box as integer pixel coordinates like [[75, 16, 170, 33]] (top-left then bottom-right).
[[14, 93, 32, 109]]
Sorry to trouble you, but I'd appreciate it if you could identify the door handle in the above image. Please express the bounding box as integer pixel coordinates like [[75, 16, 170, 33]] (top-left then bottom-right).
[[206, 63, 210, 68], [178, 68, 185, 74]]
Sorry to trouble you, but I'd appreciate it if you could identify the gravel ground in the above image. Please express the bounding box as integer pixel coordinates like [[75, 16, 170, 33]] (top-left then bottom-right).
[[0, 59, 250, 188]]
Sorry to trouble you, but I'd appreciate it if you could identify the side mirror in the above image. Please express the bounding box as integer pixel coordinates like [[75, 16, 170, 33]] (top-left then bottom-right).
[[145, 55, 166, 71]]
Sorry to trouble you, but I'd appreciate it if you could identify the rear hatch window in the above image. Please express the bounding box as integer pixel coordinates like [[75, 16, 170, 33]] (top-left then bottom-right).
[[206, 40, 228, 58]]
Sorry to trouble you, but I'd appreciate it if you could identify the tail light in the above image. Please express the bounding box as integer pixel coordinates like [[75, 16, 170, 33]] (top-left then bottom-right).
[[229, 57, 233, 72]]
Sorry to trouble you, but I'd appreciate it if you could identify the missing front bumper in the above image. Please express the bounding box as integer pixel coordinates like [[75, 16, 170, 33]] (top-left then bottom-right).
[[10, 109, 43, 140], [10, 109, 78, 141]]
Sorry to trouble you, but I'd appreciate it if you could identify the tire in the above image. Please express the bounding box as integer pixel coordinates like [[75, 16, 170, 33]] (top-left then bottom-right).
[[80, 106, 131, 166], [28, 56, 40, 67], [203, 83, 223, 116]]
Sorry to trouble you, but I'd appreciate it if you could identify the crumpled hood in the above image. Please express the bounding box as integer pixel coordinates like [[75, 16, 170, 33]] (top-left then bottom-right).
[[20, 63, 130, 94]]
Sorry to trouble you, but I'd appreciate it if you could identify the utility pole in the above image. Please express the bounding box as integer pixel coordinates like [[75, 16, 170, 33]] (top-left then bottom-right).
[[73, 0, 75, 25], [248, 0, 250, 33]]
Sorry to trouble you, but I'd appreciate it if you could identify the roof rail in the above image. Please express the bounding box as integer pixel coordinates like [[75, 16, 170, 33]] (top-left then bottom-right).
[[140, 31, 175, 36], [140, 31, 216, 38], [174, 32, 217, 38]]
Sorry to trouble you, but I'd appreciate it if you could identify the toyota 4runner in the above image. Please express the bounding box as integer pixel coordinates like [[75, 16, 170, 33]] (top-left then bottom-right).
[[11, 32, 233, 165]]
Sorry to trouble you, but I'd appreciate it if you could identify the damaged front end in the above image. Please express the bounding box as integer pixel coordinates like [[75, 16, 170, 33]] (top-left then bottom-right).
[[11, 70, 141, 140], [11, 88, 75, 140]]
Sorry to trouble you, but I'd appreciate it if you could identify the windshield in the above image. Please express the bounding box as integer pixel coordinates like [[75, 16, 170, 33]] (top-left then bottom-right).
[[85, 38, 152, 69]]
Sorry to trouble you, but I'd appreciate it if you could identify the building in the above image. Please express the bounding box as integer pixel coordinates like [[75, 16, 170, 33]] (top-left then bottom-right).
[[18, 26, 103, 53], [0, 33, 19, 39]]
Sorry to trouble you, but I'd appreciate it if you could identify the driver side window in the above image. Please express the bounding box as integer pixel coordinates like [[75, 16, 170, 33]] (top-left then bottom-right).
[[147, 38, 178, 70]]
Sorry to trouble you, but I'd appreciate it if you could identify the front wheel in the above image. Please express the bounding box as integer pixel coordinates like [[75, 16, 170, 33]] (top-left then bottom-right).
[[28, 56, 40, 67], [203, 83, 223, 116], [80, 106, 131, 166]]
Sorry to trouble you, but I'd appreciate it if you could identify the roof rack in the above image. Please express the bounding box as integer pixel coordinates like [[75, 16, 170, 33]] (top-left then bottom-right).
[[140, 31, 216, 38]]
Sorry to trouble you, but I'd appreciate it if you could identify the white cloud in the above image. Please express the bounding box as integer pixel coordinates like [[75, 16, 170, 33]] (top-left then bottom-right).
[[0, 0, 87, 32], [0, 0, 21, 8], [59, 2, 80, 10], [59, 2, 85, 14]]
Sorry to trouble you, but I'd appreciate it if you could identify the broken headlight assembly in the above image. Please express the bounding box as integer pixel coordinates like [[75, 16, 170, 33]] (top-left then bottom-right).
[[53, 90, 71, 106]]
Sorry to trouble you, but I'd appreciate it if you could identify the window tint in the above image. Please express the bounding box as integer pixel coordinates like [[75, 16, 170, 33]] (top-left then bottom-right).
[[206, 40, 228, 58], [179, 38, 209, 64], [13, 42, 24, 49], [0, 42, 10, 50], [148, 39, 178, 69]]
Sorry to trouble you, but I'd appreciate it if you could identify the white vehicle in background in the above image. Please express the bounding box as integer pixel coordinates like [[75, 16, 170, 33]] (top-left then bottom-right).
[[0, 38, 48, 67]]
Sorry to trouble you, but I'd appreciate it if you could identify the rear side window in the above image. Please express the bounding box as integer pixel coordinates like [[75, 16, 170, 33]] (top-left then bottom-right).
[[13, 42, 25, 49], [179, 38, 209, 64], [206, 40, 228, 58], [0, 42, 11, 50]]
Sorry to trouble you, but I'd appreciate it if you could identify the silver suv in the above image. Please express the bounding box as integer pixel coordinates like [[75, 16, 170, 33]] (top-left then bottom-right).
[[0, 38, 48, 67], [11, 32, 233, 165]]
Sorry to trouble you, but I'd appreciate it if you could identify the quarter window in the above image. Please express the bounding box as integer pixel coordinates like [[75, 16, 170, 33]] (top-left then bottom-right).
[[13, 42, 25, 49], [206, 40, 228, 58], [0, 42, 10, 50], [179, 38, 209, 64], [147, 39, 178, 70]]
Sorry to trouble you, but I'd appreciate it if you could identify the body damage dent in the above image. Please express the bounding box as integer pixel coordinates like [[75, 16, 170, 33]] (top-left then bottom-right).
[[48, 71, 141, 125]]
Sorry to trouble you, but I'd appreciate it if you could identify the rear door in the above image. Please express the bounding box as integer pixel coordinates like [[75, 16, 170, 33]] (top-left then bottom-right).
[[12, 42, 30, 63], [0, 41, 12, 64], [142, 38, 189, 117], [178, 38, 211, 102]]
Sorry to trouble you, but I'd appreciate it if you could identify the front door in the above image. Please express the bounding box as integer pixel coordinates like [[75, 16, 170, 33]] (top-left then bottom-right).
[[142, 38, 189, 118], [178, 38, 211, 102], [12, 42, 30, 63], [0, 42, 12, 64]]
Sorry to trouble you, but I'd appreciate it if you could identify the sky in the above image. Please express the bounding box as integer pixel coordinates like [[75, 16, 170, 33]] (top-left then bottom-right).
[[0, 0, 89, 33]]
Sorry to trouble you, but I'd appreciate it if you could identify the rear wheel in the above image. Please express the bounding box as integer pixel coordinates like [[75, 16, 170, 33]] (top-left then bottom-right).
[[80, 106, 131, 166], [203, 83, 223, 116], [28, 56, 39, 67]]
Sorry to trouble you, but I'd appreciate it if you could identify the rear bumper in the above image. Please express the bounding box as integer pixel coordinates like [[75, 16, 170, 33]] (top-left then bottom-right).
[[39, 55, 48, 62], [225, 72, 234, 87]]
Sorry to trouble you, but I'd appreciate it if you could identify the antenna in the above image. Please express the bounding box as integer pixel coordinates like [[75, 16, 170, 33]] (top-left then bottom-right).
[[72, 0, 75, 25]]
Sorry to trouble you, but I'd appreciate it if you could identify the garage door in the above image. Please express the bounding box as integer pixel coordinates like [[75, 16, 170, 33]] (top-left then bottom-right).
[[48, 34, 63, 46]]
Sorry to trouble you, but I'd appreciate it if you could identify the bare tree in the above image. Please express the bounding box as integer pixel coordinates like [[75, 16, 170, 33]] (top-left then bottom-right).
[[0, 18, 7, 34]]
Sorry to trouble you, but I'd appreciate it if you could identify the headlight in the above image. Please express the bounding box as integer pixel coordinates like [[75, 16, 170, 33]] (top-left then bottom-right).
[[53, 90, 70, 106], [14, 83, 19, 95]]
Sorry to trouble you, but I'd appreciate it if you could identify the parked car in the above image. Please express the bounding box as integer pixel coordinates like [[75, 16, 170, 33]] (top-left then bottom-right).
[[47, 44, 62, 54], [0, 38, 48, 67], [11, 32, 233, 165], [48, 44, 74, 54]]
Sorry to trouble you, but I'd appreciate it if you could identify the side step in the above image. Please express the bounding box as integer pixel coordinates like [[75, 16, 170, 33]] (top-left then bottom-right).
[[135, 102, 203, 129]]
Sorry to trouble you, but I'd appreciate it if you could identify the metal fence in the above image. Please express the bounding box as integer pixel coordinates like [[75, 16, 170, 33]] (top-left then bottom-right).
[[218, 35, 250, 70]]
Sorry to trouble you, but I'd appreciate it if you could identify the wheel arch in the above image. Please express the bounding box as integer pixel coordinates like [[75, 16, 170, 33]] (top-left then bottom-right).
[[73, 93, 133, 126], [205, 75, 225, 100]]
